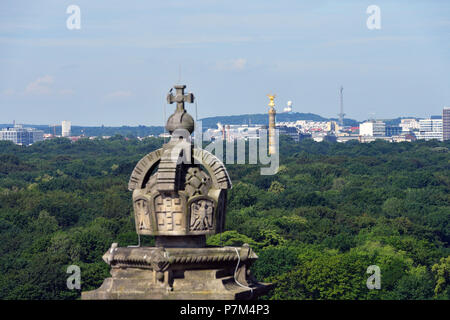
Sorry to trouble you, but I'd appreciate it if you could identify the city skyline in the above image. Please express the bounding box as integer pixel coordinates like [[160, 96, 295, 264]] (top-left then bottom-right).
[[0, 108, 447, 128], [1, 1, 450, 126]]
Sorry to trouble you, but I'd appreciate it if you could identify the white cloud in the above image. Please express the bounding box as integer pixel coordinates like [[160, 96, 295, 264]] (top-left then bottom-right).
[[22, 76, 74, 96], [0, 35, 259, 49], [214, 58, 247, 71], [1, 88, 15, 96], [105, 90, 133, 99], [59, 89, 75, 95], [231, 58, 247, 70], [25, 75, 54, 95], [318, 36, 426, 48]]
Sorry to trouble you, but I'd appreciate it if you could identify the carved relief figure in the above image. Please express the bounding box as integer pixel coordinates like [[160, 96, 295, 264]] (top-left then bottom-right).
[[190, 199, 214, 231], [134, 198, 151, 231]]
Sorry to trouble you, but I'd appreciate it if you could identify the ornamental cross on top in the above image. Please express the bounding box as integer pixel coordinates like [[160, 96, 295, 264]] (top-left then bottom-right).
[[167, 85, 194, 111]]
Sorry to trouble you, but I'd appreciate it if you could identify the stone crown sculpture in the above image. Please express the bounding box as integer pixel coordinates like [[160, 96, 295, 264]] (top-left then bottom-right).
[[82, 85, 271, 300], [128, 84, 231, 247]]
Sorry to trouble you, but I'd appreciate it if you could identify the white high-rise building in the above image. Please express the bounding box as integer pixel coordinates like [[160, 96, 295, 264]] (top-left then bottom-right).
[[444, 107, 450, 141], [62, 121, 71, 137], [359, 121, 386, 136], [419, 119, 442, 132], [417, 118, 443, 141], [0, 124, 44, 145], [399, 118, 420, 132]]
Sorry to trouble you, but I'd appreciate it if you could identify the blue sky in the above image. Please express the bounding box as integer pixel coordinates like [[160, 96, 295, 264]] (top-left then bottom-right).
[[0, 0, 449, 126]]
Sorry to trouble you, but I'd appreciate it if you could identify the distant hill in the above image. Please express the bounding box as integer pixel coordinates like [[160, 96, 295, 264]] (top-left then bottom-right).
[[0, 124, 165, 137], [199, 112, 359, 128], [69, 125, 164, 137]]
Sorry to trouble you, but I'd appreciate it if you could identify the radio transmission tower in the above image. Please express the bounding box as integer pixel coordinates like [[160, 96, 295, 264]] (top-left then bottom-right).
[[338, 86, 345, 126]]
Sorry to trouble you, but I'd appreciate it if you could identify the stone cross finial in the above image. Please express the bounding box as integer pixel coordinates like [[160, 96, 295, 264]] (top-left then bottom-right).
[[165, 84, 195, 134], [167, 85, 194, 111]]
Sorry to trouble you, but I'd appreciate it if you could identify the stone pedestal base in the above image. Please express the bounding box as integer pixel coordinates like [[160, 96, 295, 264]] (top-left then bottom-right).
[[82, 243, 272, 300]]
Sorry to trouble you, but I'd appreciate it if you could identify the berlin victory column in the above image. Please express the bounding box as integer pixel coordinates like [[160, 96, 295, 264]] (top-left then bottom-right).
[[82, 85, 271, 299]]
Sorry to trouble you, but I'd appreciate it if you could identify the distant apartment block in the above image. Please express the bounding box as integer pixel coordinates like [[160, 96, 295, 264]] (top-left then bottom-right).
[[419, 118, 442, 132], [62, 120, 71, 137], [443, 107, 450, 141], [0, 124, 44, 145], [203, 123, 264, 141], [359, 121, 386, 136], [399, 118, 420, 132], [277, 120, 336, 133], [385, 126, 402, 137], [277, 125, 305, 142], [416, 118, 443, 141]]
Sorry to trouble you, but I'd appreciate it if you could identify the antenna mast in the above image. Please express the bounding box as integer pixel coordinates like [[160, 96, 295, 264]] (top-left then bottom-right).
[[338, 86, 345, 126]]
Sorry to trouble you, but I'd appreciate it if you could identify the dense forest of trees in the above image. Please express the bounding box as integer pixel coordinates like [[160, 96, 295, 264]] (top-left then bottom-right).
[[0, 136, 449, 300]]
